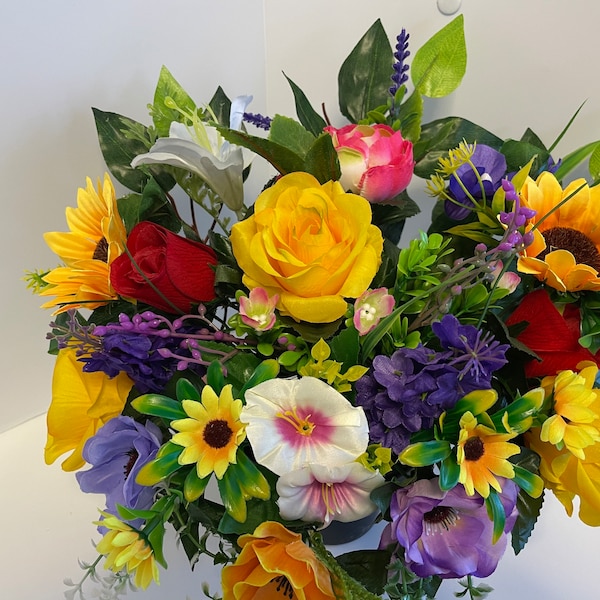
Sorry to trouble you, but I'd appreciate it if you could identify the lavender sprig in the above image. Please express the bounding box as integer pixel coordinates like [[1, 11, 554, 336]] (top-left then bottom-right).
[[243, 112, 272, 130], [389, 28, 410, 118]]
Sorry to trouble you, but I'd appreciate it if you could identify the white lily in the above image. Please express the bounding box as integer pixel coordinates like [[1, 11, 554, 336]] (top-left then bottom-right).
[[131, 95, 252, 214]]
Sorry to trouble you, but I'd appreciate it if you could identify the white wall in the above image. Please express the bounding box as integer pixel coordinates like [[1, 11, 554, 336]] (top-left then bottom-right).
[[2, 0, 600, 598]]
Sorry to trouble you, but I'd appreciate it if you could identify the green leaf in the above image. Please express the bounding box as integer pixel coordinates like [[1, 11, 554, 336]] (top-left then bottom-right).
[[338, 19, 393, 123], [303, 133, 341, 183], [485, 489, 506, 544], [398, 440, 451, 467], [217, 127, 305, 174], [151, 65, 196, 137], [336, 550, 392, 595], [183, 468, 210, 502], [93, 108, 160, 192], [397, 89, 423, 142], [414, 117, 502, 178], [554, 140, 600, 181], [411, 15, 466, 98], [439, 454, 460, 490], [511, 489, 544, 555], [240, 359, 280, 398], [371, 193, 420, 244], [269, 115, 315, 158], [131, 393, 187, 421], [206, 360, 226, 394], [329, 327, 361, 371], [136, 451, 182, 485], [589, 143, 600, 181], [284, 73, 327, 136], [176, 378, 201, 402], [208, 86, 231, 126], [501, 138, 550, 175]]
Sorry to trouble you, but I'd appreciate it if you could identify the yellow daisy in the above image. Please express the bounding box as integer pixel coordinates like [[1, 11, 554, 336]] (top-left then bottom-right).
[[171, 384, 246, 479], [517, 172, 600, 292], [540, 365, 600, 459], [95, 512, 160, 590], [39, 173, 127, 313], [456, 411, 520, 497]]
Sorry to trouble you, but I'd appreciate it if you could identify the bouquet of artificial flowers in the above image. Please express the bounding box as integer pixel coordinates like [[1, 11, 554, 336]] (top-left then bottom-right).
[[29, 14, 600, 600]]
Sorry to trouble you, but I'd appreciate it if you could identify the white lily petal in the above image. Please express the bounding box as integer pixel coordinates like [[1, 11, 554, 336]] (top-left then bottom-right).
[[229, 95, 253, 130]]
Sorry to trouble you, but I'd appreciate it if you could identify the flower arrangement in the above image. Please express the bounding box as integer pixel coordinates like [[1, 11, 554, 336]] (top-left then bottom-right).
[[28, 13, 600, 600]]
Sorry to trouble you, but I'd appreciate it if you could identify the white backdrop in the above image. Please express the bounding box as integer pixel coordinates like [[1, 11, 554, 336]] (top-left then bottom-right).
[[2, 0, 600, 598]]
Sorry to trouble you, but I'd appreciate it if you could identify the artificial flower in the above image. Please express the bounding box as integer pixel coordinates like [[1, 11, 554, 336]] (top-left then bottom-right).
[[221, 521, 335, 600], [238, 287, 279, 331], [382, 477, 518, 579], [505, 288, 600, 377], [132, 95, 252, 213], [517, 172, 600, 292], [443, 144, 507, 220], [95, 512, 160, 590], [230, 172, 383, 323], [276, 462, 384, 526], [490, 260, 520, 293], [76, 416, 162, 526], [539, 365, 600, 459], [325, 123, 414, 203], [40, 173, 127, 313], [353, 287, 395, 335], [44, 348, 133, 471], [241, 376, 369, 475], [456, 411, 520, 497], [171, 384, 246, 479], [109, 221, 218, 314], [526, 428, 600, 526]]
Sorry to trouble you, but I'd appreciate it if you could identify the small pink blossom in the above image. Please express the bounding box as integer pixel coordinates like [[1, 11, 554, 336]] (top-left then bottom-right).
[[325, 124, 414, 203], [239, 287, 279, 331], [353, 288, 395, 335], [276, 462, 384, 526], [490, 261, 521, 293]]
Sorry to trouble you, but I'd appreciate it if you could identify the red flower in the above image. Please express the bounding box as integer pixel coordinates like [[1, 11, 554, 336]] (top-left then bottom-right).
[[110, 221, 218, 313], [505, 288, 599, 378]]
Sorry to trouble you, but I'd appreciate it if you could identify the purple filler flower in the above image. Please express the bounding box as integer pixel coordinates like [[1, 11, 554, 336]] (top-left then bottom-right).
[[76, 416, 162, 525], [381, 478, 518, 579], [445, 145, 507, 220]]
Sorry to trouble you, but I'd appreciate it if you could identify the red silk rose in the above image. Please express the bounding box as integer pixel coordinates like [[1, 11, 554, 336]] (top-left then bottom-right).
[[505, 288, 600, 377], [324, 123, 414, 203], [110, 221, 218, 313]]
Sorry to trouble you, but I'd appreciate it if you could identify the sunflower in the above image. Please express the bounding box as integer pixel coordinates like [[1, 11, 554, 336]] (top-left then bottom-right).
[[171, 384, 246, 479], [456, 411, 520, 497], [39, 173, 127, 312], [95, 512, 160, 590], [517, 172, 600, 292]]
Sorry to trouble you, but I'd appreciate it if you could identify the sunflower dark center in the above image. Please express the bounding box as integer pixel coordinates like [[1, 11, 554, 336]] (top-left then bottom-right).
[[93, 237, 109, 262], [123, 449, 139, 478], [203, 419, 233, 449], [423, 506, 459, 534], [464, 436, 485, 461], [540, 227, 600, 271]]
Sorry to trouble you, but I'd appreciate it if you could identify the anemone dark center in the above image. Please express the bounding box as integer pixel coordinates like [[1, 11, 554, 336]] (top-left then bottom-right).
[[123, 449, 139, 478], [423, 506, 459, 534], [93, 237, 109, 262], [203, 419, 233, 449], [540, 227, 600, 271], [464, 436, 485, 461]]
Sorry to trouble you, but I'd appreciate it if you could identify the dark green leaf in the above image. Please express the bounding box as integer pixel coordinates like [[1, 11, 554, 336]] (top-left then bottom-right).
[[512, 489, 544, 555], [336, 550, 392, 595], [501, 139, 550, 175], [206, 360, 226, 394], [398, 89, 423, 142], [131, 393, 187, 420], [218, 495, 284, 535], [176, 378, 201, 402], [208, 86, 232, 126], [371, 193, 420, 244], [303, 133, 341, 183], [338, 19, 393, 122], [284, 73, 327, 136], [93, 108, 153, 192], [217, 127, 305, 174], [414, 117, 503, 179]]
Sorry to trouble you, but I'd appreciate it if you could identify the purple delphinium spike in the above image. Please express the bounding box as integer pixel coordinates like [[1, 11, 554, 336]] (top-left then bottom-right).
[[243, 111, 272, 130], [389, 29, 410, 99]]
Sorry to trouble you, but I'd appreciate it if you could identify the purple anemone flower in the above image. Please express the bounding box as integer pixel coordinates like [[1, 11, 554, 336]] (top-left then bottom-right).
[[381, 478, 518, 579], [76, 416, 162, 527], [445, 145, 507, 220]]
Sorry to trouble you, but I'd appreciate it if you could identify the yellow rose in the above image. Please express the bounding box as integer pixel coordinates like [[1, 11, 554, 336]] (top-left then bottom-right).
[[230, 172, 383, 323]]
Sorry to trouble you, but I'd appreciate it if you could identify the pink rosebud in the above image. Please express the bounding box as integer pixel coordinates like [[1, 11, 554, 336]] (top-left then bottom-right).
[[325, 123, 414, 203], [490, 261, 520, 294], [353, 288, 395, 335], [239, 287, 279, 331]]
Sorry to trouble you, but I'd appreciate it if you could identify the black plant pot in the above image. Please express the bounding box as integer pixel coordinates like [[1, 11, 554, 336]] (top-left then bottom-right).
[[321, 511, 379, 545]]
